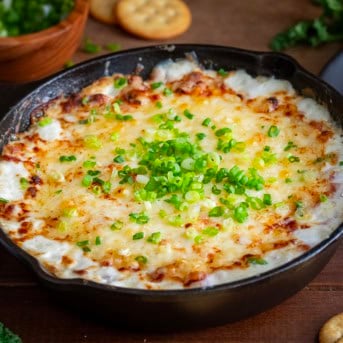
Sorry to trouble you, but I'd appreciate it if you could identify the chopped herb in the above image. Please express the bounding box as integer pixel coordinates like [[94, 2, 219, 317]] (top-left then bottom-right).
[[285, 178, 292, 183], [55, 190, 63, 195], [156, 101, 163, 109], [0, 198, 9, 204], [87, 170, 101, 176], [202, 118, 212, 127], [83, 38, 101, 53], [233, 203, 249, 223], [215, 127, 232, 137], [151, 82, 163, 90], [163, 88, 173, 96], [115, 114, 133, 121], [288, 155, 300, 163], [208, 206, 225, 217], [113, 155, 125, 163], [83, 135, 102, 150], [217, 68, 229, 77], [95, 236, 101, 245], [129, 212, 149, 224], [133, 232, 144, 240], [114, 77, 127, 89], [340, 161, 343, 166], [105, 43, 121, 52], [83, 160, 96, 169], [147, 232, 161, 244], [135, 255, 148, 264], [248, 257, 268, 265], [202, 226, 219, 237], [183, 109, 194, 119], [59, 155, 77, 163], [194, 235, 204, 244], [19, 177, 29, 190], [284, 141, 297, 151], [320, 194, 328, 202], [263, 193, 272, 206], [38, 117, 53, 127], [267, 125, 280, 137], [196, 132, 206, 140], [76, 240, 89, 247], [110, 221, 123, 231], [82, 247, 91, 253], [295, 201, 303, 209], [0, 321, 22, 343], [81, 174, 93, 187], [62, 207, 78, 218]]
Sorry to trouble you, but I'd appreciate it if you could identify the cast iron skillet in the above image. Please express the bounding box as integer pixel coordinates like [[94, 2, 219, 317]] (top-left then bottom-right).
[[0, 45, 342, 329]]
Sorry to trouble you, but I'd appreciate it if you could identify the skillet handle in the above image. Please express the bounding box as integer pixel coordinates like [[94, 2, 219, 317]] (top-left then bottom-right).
[[0, 80, 44, 119]]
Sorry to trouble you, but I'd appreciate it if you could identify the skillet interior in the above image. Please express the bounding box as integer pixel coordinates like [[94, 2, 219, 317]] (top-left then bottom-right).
[[0, 44, 342, 328]]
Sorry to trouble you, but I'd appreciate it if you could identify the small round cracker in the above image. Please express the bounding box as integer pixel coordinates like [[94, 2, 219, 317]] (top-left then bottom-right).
[[319, 313, 343, 343], [115, 0, 191, 40], [90, 0, 118, 25]]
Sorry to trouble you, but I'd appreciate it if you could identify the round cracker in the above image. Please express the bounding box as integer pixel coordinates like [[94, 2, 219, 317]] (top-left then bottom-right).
[[90, 0, 118, 25], [115, 0, 191, 40], [319, 313, 343, 343]]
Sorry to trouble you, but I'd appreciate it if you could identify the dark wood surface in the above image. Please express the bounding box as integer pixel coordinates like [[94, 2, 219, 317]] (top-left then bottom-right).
[[0, 0, 342, 342]]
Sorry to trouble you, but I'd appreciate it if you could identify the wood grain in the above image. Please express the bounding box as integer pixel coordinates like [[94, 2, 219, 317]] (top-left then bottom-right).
[[0, 0, 342, 341]]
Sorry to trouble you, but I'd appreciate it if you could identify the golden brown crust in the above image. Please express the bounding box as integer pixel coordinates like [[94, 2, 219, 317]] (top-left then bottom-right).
[[90, 0, 118, 25], [115, 0, 191, 40], [319, 313, 343, 343]]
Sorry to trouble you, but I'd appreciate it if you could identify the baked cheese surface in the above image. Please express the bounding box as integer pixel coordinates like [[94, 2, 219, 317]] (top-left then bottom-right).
[[1, 59, 342, 289]]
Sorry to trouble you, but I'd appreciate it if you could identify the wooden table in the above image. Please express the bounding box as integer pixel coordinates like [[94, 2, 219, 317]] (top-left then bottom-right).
[[0, 0, 342, 342]]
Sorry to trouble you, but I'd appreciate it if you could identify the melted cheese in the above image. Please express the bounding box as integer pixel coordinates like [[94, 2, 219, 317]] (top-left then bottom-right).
[[0, 62, 342, 290]]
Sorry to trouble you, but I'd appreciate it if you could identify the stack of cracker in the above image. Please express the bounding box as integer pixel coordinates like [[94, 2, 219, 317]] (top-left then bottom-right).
[[90, 0, 192, 40]]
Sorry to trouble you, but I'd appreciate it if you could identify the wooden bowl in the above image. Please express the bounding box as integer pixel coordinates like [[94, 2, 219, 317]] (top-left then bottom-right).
[[0, 0, 89, 83]]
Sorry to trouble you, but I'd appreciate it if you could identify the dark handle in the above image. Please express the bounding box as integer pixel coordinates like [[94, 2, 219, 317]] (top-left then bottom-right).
[[0, 80, 44, 119]]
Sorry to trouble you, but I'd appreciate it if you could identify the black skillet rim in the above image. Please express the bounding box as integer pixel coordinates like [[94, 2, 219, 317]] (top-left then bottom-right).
[[0, 44, 342, 296]]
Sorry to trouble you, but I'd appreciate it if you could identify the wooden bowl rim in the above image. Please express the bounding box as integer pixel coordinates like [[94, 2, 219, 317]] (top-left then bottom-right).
[[0, 0, 89, 47]]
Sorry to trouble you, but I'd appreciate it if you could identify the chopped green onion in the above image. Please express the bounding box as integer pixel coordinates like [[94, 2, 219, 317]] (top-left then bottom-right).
[[285, 178, 292, 183], [202, 226, 219, 237], [202, 118, 211, 127], [102, 181, 112, 194], [215, 127, 231, 137], [147, 232, 161, 244], [288, 155, 300, 163], [151, 82, 163, 90], [113, 155, 125, 163], [115, 114, 133, 121], [133, 232, 144, 240], [20, 177, 29, 190], [135, 255, 148, 264], [82, 247, 91, 253], [183, 109, 194, 119], [194, 235, 204, 244], [263, 193, 272, 206], [64, 60, 75, 68], [295, 201, 303, 209], [284, 141, 297, 151], [114, 77, 127, 89], [247, 257, 267, 265], [38, 117, 53, 127], [129, 212, 149, 224], [83, 160, 96, 169], [59, 155, 77, 163], [267, 125, 280, 137], [76, 240, 89, 247], [217, 68, 229, 77], [62, 207, 78, 218], [95, 236, 101, 245], [110, 132, 119, 141], [233, 203, 249, 223], [0, 198, 9, 204], [319, 194, 328, 203], [87, 170, 100, 176], [105, 43, 121, 52], [168, 214, 183, 227], [83, 38, 101, 53], [110, 221, 123, 230], [82, 97, 89, 105], [163, 88, 173, 96], [208, 206, 225, 217], [84, 135, 102, 150], [340, 161, 343, 166], [196, 132, 206, 140], [81, 175, 93, 187], [156, 101, 163, 109]]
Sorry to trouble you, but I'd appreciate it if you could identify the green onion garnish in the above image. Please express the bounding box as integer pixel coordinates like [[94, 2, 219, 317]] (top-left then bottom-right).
[[38, 117, 53, 127], [267, 125, 280, 137], [151, 82, 163, 90], [114, 77, 127, 89], [83, 160, 96, 169], [263, 193, 272, 206], [163, 88, 173, 96], [115, 114, 133, 121], [20, 177, 29, 190], [59, 155, 77, 163], [83, 38, 101, 53], [247, 257, 268, 265], [0, 198, 9, 204], [156, 101, 163, 109], [202, 227, 219, 237], [84, 135, 102, 150], [147, 232, 161, 244], [183, 109, 194, 119], [215, 127, 232, 137], [208, 206, 225, 217], [202, 118, 211, 127], [133, 232, 144, 240], [95, 236, 101, 245], [81, 175, 93, 187], [113, 155, 125, 163], [288, 155, 300, 163], [196, 133, 206, 140], [135, 255, 148, 264], [105, 43, 121, 52], [76, 240, 89, 247], [284, 141, 297, 151], [319, 194, 328, 203], [129, 212, 149, 224], [217, 68, 229, 77]]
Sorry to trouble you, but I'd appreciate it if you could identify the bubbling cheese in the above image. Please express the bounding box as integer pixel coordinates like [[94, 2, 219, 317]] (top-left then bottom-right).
[[0, 60, 342, 290]]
